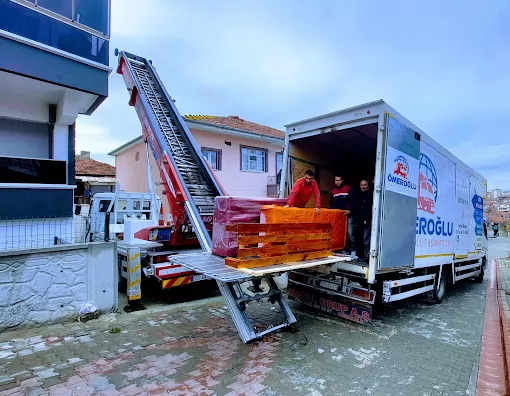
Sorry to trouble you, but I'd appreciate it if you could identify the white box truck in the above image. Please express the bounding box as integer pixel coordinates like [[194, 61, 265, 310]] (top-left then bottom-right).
[[279, 100, 489, 323]]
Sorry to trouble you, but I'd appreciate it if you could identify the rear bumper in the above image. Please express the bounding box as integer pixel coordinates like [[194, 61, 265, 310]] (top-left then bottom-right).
[[287, 271, 374, 324]]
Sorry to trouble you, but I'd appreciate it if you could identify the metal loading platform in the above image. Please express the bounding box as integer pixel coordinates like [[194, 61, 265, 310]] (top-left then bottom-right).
[[171, 252, 297, 344]]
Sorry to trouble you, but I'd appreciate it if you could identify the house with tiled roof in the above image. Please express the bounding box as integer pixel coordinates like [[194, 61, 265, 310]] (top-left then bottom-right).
[[109, 115, 285, 213], [74, 151, 116, 204]]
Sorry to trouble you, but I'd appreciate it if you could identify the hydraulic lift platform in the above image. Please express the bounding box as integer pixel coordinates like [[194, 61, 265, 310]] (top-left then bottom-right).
[[171, 251, 346, 343]]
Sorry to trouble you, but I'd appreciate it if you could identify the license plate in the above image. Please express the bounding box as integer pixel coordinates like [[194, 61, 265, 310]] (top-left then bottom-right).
[[192, 274, 206, 282]]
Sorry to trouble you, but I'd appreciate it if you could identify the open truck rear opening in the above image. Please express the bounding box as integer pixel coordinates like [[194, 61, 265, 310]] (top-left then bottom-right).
[[279, 100, 489, 323]]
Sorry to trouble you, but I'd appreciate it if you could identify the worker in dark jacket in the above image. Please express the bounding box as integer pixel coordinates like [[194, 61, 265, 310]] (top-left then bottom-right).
[[351, 179, 373, 261], [330, 175, 355, 255]]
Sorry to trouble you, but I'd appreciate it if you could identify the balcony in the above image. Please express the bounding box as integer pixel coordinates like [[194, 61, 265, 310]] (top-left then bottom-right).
[[0, 0, 110, 65], [0, 1, 111, 119], [0, 155, 73, 219], [0, 155, 67, 185]]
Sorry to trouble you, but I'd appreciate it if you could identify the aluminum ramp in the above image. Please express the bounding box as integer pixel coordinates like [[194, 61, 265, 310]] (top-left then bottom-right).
[[171, 252, 297, 343], [116, 49, 298, 343]]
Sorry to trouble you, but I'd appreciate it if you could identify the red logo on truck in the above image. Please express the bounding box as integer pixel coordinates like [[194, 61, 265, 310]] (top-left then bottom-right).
[[417, 154, 438, 215], [393, 156, 409, 178]]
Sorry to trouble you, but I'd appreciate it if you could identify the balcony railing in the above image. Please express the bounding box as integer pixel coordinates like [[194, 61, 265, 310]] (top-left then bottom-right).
[[0, 156, 67, 185], [1, 0, 109, 65]]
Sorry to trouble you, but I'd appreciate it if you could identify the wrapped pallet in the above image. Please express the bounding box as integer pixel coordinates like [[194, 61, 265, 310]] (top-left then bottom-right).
[[260, 206, 348, 251], [211, 196, 287, 257]]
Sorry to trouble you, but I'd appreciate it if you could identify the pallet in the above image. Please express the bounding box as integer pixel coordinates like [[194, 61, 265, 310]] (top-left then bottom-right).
[[225, 223, 333, 269]]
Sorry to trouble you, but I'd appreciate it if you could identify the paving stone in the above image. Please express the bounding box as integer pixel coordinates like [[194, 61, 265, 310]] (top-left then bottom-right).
[[0, 247, 500, 396]]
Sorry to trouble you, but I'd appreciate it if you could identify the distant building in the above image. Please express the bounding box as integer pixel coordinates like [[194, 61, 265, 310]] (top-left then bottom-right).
[[109, 115, 285, 214], [75, 151, 116, 204], [492, 189, 502, 198]]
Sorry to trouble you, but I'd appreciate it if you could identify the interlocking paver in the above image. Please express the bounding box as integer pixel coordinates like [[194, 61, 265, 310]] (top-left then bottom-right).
[[0, 243, 505, 395]]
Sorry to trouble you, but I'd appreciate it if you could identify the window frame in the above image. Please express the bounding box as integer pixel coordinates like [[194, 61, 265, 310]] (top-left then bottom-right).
[[15, 0, 111, 39], [201, 147, 222, 171], [275, 151, 283, 175], [240, 145, 268, 173]]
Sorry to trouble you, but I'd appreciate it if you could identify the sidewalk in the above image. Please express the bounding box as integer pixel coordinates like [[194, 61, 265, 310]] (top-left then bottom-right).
[[498, 259, 510, 389]]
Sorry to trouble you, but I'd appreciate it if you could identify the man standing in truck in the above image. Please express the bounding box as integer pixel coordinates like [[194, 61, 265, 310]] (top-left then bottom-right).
[[285, 170, 321, 214], [330, 175, 356, 255], [351, 179, 373, 261]]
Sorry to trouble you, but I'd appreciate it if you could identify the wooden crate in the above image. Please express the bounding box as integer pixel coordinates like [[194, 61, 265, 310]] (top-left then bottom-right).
[[224, 223, 332, 269]]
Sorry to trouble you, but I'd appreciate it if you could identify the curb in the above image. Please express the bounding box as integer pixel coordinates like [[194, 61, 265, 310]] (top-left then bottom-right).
[[496, 262, 510, 393], [476, 259, 508, 395]]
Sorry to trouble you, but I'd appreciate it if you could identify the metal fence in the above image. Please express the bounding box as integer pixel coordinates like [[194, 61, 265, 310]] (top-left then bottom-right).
[[0, 212, 111, 251]]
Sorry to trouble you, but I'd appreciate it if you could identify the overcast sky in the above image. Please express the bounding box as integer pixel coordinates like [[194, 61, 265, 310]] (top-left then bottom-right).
[[76, 0, 510, 190]]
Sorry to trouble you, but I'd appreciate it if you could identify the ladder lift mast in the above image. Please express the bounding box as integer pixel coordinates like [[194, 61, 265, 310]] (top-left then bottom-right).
[[115, 49, 298, 343]]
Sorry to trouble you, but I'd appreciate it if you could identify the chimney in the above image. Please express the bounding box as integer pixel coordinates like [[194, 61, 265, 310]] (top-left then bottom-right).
[[80, 151, 91, 159]]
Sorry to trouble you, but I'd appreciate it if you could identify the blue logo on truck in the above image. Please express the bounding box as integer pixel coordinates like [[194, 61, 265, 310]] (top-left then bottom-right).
[[472, 194, 484, 236]]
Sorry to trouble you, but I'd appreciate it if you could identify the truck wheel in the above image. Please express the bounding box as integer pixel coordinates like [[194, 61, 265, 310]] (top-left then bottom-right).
[[475, 261, 485, 283], [433, 271, 446, 304]]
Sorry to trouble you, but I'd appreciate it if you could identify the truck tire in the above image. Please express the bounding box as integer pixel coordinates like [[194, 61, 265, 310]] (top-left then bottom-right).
[[475, 260, 485, 283], [433, 271, 446, 304]]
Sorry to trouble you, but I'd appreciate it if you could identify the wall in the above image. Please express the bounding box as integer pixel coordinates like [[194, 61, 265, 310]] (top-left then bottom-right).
[[0, 118, 50, 158], [191, 128, 282, 196], [0, 242, 117, 331], [114, 129, 283, 214]]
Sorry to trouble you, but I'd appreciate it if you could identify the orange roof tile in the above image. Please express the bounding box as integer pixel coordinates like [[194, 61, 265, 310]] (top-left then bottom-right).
[[184, 115, 284, 139], [75, 156, 115, 176]]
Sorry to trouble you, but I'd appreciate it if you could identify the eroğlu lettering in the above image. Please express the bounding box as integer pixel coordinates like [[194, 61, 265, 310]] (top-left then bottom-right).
[[416, 216, 453, 236]]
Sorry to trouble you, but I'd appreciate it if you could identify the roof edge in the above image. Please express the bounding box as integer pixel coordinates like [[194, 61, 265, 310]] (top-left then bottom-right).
[[108, 135, 143, 156], [284, 99, 385, 128], [185, 119, 284, 142], [109, 119, 284, 156]]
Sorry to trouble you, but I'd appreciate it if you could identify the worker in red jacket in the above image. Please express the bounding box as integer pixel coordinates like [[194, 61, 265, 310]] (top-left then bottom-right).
[[285, 170, 321, 214]]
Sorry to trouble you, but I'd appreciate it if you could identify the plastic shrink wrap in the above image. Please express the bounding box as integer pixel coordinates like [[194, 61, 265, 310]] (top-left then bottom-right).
[[211, 196, 288, 257], [260, 206, 348, 251]]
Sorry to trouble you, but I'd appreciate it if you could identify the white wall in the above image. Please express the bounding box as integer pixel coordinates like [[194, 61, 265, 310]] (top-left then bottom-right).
[[0, 118, 50, 158], [53, 124, 69, 161], [0, 242, 117, 331]]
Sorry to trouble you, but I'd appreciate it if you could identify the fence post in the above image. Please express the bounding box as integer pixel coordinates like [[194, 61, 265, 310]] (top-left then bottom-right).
[[104, 212, 110, 242]]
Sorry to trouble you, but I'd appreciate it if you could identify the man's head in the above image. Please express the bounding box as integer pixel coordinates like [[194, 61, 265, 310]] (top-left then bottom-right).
[[360, 179, 369, 192], [334, 175, 344, 187], [304, 170, 315, 184]]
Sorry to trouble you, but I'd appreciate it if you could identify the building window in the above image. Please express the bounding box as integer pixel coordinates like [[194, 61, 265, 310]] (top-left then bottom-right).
[[276, 152, 283, 174], [276, 152, 283, 183], [135, 152, 140, 161], [38, 0, 73, 19], [73, 0, 110, 36], [1, 1, 110, 65], [201, 148, 222, 171], [241, 146, 267, 172], [25, 0, 110, 37]]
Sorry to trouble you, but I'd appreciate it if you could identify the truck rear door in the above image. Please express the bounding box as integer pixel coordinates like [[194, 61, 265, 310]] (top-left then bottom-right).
[[378, 113, 421, 268]]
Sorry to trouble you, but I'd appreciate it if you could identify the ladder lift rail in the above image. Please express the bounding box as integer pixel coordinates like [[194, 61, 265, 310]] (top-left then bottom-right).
[[115, 49, 299, 343], [116, 50, 224, 250]]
